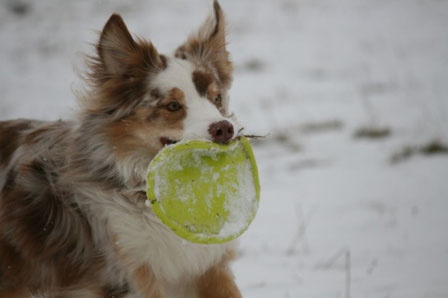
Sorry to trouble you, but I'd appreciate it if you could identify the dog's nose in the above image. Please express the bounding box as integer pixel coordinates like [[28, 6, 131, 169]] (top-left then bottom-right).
[[208, 120, 234, 144]]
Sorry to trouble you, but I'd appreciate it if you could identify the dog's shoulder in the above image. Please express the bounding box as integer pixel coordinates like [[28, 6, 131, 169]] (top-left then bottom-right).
[[0, 118, 38, 167], [0, 118, 74, 166]]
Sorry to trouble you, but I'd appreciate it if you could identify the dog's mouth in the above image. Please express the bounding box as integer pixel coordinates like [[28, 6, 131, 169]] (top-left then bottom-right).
[[160, 137, 179, 147]]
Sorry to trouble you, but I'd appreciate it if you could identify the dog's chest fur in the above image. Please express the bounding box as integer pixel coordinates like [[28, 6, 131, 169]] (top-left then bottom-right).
[[97, 191, 235, 286]]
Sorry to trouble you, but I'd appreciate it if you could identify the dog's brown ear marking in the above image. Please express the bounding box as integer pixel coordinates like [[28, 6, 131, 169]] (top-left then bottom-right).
[[83, 14, 168, 116], [98, 14, 137, 77], [211, 0, 222, 38], [96, 14, 166, 79], [175, 0, 233, 89]]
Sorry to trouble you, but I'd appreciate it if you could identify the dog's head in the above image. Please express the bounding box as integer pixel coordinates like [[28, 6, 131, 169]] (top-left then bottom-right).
[[81, 1, 235, 169]]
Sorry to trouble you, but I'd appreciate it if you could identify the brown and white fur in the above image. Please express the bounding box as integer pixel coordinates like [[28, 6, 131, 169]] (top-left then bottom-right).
[[0, 1, 242, 297]]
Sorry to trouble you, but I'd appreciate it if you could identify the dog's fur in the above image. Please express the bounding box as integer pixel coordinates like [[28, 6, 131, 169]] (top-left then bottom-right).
[[0, 2, 242, 297]]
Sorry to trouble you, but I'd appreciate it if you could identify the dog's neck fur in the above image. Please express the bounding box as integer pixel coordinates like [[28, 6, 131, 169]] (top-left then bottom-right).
[[66, 115, 148, 192]]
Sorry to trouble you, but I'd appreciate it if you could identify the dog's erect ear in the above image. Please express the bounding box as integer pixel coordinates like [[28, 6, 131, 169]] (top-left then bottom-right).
[[175, 0, 233, 89], [96, 14, 166, 79], [83, 14, 167, 116], [97, 14, 138, 76]]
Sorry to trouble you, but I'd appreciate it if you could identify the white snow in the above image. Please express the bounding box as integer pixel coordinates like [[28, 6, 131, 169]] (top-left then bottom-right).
[[1, 0, 448, 297]]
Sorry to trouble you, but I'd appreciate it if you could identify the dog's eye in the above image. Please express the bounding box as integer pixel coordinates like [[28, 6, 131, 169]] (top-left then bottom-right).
[[166, 101, 182, 112], [215, 94, 223, 105]]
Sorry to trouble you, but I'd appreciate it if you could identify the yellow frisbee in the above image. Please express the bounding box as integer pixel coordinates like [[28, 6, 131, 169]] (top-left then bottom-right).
[[146, 137, 260, 244]]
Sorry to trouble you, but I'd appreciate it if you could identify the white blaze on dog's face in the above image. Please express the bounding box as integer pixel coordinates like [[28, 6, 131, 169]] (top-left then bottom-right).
[[151, 57, 233, 144], [150, 0, 234, 147]]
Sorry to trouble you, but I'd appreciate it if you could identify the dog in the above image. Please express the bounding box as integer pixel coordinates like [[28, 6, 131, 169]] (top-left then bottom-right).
[[0, 1, 243, 297]]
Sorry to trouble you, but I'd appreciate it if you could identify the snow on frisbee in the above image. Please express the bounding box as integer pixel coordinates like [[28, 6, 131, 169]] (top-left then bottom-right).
[[146, 136, 260, 244]]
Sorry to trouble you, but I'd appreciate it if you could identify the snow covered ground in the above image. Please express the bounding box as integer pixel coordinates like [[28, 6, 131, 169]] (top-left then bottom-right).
[[1, 0, 448, 297]]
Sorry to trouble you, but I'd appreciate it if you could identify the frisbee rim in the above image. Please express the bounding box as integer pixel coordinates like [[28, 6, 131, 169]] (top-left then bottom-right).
[[146, 137, 260, 244]]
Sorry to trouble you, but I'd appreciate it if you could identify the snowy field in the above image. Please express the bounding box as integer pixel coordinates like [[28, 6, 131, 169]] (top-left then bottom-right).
[[1, 0, 448, 297]]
